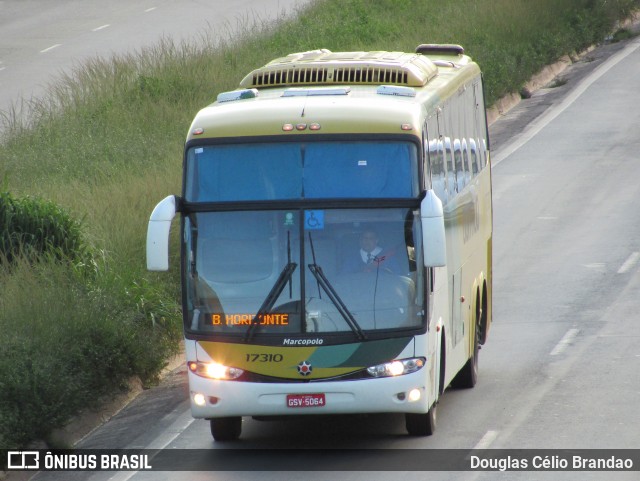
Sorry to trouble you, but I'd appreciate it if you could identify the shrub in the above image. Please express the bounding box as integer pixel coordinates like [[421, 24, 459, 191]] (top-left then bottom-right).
[[0, 191, 89, 264]]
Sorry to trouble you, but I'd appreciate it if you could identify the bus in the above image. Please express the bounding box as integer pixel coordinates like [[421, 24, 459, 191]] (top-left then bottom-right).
[[146, 44, 492, 441]]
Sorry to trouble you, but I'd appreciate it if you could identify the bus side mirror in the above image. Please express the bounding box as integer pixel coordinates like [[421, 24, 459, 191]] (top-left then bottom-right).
[[421, 190, 446, 267], [147, 195, 178, 271]]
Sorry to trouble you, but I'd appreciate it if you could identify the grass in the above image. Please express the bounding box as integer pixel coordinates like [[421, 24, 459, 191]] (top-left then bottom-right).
[[0, 256, 179, 448], [0, 0, 638, 449]]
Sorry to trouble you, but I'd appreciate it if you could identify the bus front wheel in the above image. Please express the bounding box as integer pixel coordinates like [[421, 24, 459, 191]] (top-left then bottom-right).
[[405, 405, 436, 436], [210, 416, 242, 441]]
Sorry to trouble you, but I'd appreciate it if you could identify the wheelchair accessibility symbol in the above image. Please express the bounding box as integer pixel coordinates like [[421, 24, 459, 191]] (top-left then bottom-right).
[[304, 210, 324, 230]]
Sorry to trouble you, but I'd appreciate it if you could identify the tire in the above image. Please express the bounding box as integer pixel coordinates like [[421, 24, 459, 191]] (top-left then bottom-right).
[[451, 328, 478, 388], [210, 417, 242, 441], [405, 404, 437, 436], [479, 285, 488, 345], [451, 294, 480, 389], [451, 340, 478, 389]]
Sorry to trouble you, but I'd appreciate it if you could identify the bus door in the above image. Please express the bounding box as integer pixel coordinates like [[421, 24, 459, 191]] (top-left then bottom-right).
[[451, 269, 464, 346]]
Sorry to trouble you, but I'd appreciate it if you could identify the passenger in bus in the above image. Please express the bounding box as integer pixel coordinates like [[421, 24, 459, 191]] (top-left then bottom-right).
[[341, 229, 402, 274]]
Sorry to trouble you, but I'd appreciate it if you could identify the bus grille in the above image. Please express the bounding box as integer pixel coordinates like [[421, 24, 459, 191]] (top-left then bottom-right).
[[239, 50, 439, 89], [249, 66, 410, 87]]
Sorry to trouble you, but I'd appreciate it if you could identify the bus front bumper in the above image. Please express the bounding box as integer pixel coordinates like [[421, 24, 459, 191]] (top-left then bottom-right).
[[188, 370, 431, 419]]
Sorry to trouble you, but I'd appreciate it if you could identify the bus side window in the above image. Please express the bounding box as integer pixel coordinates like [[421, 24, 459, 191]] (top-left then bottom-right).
[[444, 137, 455, 200], [454, 138, 465, 193], [469, 138, 479, 176], [430, 139, 446, 202], [481, 138, 488, 169], [462, 138, 471, 186]]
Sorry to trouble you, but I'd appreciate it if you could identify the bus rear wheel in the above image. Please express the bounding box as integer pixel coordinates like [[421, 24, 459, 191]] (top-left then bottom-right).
[[405, 405, 436, 436], [210, 416, 242, 441], [451, 328, 478, 388], [451, 293, 480, 389]]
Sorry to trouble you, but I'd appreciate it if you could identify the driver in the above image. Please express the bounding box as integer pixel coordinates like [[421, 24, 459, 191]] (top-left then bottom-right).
[[342, 229, 400, 274]]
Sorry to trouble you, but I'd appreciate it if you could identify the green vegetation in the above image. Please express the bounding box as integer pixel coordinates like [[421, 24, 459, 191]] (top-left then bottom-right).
[[0, 257, 179, 448], [0, 192, 89, 264], [0, 0, 637, 449], [0, 191, 180, 449]]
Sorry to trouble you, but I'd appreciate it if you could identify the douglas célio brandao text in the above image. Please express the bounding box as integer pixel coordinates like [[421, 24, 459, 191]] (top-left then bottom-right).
[[470, 454, 634, 471]]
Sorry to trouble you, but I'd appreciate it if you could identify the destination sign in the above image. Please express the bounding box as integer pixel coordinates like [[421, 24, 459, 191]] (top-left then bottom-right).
[[210, 313, 289, 326]]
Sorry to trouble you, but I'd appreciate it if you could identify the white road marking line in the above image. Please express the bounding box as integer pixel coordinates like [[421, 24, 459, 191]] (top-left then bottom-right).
[[617, 252, 639, 274], [583, 263, 606, 270], [105, 406, 195, 481], [472, 430, 499, 450], [550, 328, 579, 356], [537, 216, 558, 220], [146, 407, 196, 449], [492, 37, 640, 167], [92, 24, 110, 32], [40, 44, 61, 53], [144, 7, 157, 12]]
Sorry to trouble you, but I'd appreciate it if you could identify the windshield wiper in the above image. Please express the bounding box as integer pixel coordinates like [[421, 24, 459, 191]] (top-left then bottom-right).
[[245, 231, 297, 342], [307, 264, 366, 341], [244, 261, 298, 342], [307, 233, 366, 341]]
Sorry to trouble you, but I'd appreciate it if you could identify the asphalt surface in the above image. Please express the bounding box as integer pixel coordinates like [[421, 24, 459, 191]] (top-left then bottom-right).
[[0, 0, 308, 124]]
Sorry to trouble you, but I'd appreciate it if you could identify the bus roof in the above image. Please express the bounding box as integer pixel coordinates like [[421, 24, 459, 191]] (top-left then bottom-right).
[[187, 46, 481, 142]]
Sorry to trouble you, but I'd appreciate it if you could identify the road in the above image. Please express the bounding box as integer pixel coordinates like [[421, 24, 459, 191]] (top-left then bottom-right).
[[6, 3, 640, 480], [0, 0, 307, 122]]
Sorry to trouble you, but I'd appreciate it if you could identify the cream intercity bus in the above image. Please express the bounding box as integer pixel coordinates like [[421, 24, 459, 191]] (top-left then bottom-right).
[[147, 44, 493, 441]]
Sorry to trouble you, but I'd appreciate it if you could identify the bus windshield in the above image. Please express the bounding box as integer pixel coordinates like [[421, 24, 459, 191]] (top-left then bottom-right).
[[184, 141, 419, 201], [184, 208, 424, 339]]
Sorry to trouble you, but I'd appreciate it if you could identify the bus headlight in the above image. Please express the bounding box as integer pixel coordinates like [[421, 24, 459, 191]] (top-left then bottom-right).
[[188, 361, 244, 380], [366, 358, 425, 378]]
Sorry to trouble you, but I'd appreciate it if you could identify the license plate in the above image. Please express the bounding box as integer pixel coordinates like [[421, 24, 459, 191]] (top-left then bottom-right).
[[286, 393, 326, 408]]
